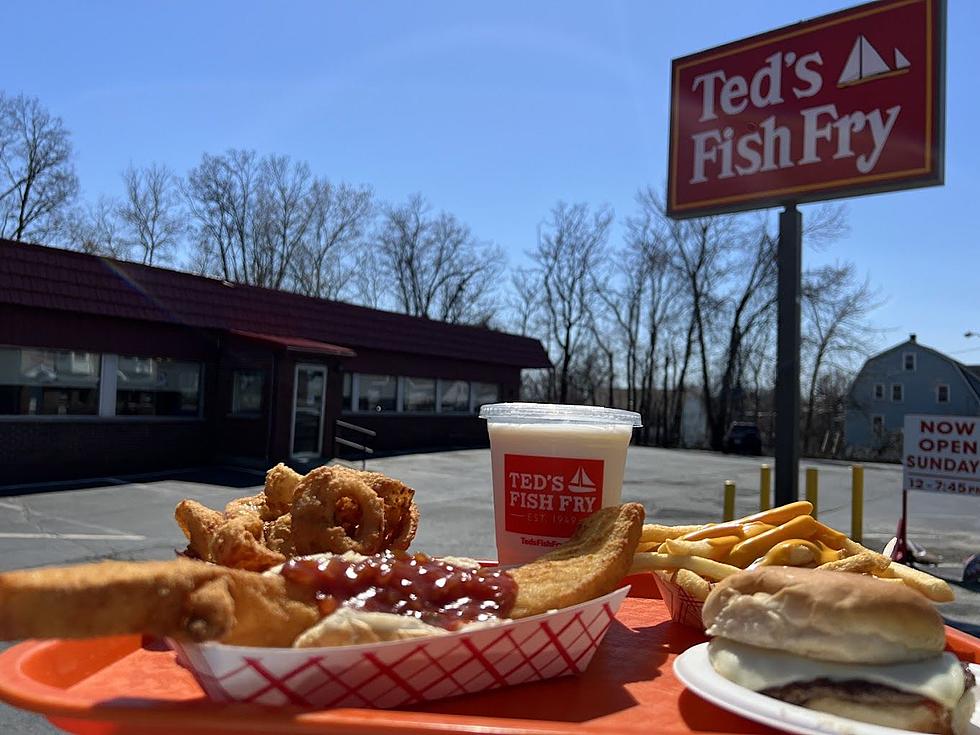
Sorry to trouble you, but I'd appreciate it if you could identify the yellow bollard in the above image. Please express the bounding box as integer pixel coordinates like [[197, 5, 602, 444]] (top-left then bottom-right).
[[723, 480, 736, 522], [759, 464, 771, 511], [805, 467, 819, 519], [851, 464, 864, 543]]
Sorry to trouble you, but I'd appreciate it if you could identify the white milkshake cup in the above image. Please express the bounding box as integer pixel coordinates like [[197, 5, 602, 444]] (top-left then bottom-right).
[[479, 403, 641, 565]]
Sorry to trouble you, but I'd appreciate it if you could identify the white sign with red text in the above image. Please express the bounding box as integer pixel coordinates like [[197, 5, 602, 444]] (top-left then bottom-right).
[[903, 414, 980, 496]]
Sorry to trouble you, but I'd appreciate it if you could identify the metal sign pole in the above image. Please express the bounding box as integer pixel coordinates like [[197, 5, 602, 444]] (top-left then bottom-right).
[[774, 203, 802, 505]]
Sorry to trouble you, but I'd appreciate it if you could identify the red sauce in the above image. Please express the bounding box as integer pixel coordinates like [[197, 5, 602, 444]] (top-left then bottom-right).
[[280, 551, 517, 630]]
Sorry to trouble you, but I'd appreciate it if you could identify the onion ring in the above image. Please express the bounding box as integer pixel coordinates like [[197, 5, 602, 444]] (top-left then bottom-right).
[[290, 467, 385, 555], [388, 502, 420, 550]]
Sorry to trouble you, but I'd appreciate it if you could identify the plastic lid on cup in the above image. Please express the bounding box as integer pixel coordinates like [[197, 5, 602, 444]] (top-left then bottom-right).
[[479, 402, 642, 427]]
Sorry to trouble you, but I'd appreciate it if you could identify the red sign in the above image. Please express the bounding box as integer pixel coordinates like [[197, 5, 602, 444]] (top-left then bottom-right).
[[667, 0, 945, 218], [503, 453, 604, 537]]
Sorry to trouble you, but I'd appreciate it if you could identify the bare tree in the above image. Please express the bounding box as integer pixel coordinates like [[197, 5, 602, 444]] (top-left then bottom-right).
[[0, 94, 78, 242], [374, 194, 504, 325], [801, 262, 882, 453], [290, 181, 373, 300], [621, 188, 680, 442], [185, 149, 256, 281], [508, 267, 540, 338], [119, 163, 184, 265], [529, 201, 613, 403], [62, 195, 125, 257], [185, 150, 319, 289], [709, 219, 778, 449]]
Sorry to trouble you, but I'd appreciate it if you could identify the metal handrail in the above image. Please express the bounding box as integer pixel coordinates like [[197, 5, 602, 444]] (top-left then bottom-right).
[[335, 437, 374, 453], [334, 419, 375, 470], [335, 419, 377, 437]]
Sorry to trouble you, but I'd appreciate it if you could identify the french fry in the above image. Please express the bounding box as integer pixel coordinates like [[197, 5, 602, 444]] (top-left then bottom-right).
[[752, 539, 821, 567], [738, 501, 813, 527], [878, 562, 954, 603], [818, 552, 888, 575], [675, 569, 711, 601], [680, 520, 773, 542], [630, 552, 741, 580], [636, 541, 662, 553], [741, 522, 775, 539], [725, 515, 819, 567], [640, 523, 703, 544], [841, 539, 891, 570], [812, 521, 849, 550], [663, 536, 740, 561]]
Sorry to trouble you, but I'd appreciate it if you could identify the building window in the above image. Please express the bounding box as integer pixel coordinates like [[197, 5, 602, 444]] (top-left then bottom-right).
[[402, 377, 436, 412], [937, 384, 950, 404], [342, 372, 352, 412], [873, 383, 884, 400], [872, 415, 885, 437], [231, 370, 264, 415], [903, 352, 916, 371], [116, 356, 202, 417], [0, 346, 101, 416], [438, 380, 470, 413], [472, 382, 499, 411], [891, 383, 904, 402], [357, 374, 397, 412]]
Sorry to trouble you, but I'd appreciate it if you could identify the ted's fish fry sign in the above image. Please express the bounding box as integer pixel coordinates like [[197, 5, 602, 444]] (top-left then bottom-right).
[[903, 415, 980, 497], [667, 0, 945, 218]]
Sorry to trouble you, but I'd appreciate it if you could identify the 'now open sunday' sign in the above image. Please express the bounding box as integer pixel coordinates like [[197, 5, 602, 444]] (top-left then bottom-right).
[[903, 414, 980, 496]]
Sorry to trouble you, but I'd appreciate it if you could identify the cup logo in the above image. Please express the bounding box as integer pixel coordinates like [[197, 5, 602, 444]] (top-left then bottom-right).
[[503, 454, 604, 538]]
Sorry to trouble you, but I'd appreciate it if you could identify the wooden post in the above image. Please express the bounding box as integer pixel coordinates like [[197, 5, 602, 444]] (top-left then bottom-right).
[[805, 467, 818, 518], [851, 464, 864, 543], [724, 481, 736, 522], [759, 464, 771, 511]]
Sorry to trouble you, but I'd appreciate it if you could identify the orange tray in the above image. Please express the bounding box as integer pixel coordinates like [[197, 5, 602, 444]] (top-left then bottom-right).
[[0, 575, 977, 735]]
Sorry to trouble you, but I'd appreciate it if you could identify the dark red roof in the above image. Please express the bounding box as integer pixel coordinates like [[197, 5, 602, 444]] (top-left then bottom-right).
[[229, 330, 356, 358], [0, 239, 551, 369]]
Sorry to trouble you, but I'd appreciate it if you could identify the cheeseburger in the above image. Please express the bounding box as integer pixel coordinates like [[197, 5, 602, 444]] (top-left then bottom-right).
[[702, 567, 975, 735]]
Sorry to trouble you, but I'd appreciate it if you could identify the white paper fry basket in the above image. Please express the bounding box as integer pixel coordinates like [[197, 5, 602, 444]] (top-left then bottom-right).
[[169, 586, 629, 709]]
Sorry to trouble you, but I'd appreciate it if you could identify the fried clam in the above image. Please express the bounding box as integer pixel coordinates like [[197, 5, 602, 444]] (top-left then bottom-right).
[[175, 499, 285, 570], [263, 462, 304, 516], [174, 499, 224, 561], [509, 502, 645, 618]]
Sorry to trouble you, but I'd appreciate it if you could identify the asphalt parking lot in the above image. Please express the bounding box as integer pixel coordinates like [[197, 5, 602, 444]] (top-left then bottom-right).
[[0, 447, 977, 734]]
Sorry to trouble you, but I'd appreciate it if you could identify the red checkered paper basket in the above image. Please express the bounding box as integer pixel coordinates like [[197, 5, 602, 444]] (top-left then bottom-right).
[[168, 586, 629, 709], [651, 572, 707, 631]]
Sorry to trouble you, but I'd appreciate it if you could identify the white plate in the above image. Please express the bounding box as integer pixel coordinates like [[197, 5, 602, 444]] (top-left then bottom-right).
[[674, 642, 980, 735]]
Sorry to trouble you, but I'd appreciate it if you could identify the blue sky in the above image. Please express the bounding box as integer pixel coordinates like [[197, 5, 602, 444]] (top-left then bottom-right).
[[6, 1, 979, 360]]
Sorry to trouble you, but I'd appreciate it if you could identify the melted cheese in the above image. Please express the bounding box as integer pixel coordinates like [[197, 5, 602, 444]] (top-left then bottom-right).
[[708, 638, 967, 710]]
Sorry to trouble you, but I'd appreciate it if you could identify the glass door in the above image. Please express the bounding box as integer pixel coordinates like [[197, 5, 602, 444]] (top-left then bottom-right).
[[291, 364, 326, 458]]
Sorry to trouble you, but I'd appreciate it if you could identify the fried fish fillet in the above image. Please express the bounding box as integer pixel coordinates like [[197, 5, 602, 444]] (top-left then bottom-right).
[[0, 557, 317, 646], [509, 502, 645, 618]]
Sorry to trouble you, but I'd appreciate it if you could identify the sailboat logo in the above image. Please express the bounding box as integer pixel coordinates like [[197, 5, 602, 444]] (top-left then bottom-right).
[[838, 35, 910, 87], [567, 466, 597, 494]]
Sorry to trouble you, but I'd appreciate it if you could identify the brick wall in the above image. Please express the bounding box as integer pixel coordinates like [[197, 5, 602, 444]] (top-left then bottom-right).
[[0, 420, 214, 483]]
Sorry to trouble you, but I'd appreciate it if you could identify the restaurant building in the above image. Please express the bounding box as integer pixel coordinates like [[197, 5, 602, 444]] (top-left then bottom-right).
[[0, 239, 551, 483]]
